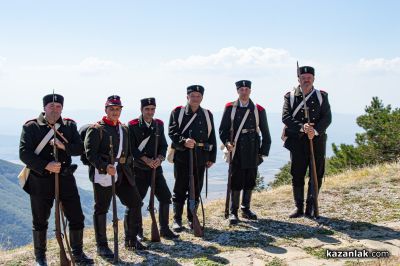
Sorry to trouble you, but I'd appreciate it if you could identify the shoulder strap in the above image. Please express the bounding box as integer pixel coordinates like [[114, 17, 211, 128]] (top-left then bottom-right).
[[181, 113, 197, 134], [138, 133, 151, 152], [292, 89, 316, 117], [253, 104, 260, 133], [93, 123, 103, 141], [231, 109, 251, 160], [316, 89, 323, 105], [178, 107, 185, 127], [230, 101, 238, 122], [290, 89, 295, 109], [202, 108, 212, 138], [34, 123, 61, 155]]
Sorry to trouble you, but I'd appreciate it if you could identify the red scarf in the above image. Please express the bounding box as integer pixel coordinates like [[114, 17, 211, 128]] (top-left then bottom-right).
[[102, 116, 120, 126]]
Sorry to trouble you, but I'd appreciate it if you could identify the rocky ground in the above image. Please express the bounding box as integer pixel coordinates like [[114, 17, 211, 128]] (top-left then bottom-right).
[[1, 163, 399, 266]]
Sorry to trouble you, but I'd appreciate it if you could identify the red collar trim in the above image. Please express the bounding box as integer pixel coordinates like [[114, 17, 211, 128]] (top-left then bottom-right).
[[102, 116, 120, 126]]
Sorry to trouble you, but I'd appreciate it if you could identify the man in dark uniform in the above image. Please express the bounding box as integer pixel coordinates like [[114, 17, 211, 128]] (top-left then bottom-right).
[[84, 95, 145, 257], [168, 85, 217, 232], [19, 94, 93, 265], [128, 97, 178, 239], [282, 66, 332, 218], [220, 80, 272, 225]]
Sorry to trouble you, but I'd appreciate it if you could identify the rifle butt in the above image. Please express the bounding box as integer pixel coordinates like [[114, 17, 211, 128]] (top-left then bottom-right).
[[192, 215, 203, 237], [308, 139, 320, 217], [151, 219, 161, 242]]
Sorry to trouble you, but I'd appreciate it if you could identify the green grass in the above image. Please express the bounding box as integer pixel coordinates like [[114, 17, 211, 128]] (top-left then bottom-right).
[[265, 257, 287, 266], [193, 256, 225, 266], [303, 247, 326, 259]]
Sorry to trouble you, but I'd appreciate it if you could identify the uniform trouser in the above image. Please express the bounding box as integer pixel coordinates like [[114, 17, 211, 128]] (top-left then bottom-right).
[[93, 176, 142, 243], [93, 176, 142, 215], [30, 188, 85, 231], [172, 162, 205, 204], [135, 167, 172, 204], [290, 134, 326, 197], [230, 164, 258, 191]]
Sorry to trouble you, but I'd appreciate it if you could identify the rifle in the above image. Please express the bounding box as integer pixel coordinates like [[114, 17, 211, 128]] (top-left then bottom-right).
[[52, 92, 72, 266], [148, 123, 161, 242], [188, 130, 203, 237], [297, 61, 319, 218], [224, 118, 235, 219], [109, 136, 119, 263], [205, 168, 208, 199]]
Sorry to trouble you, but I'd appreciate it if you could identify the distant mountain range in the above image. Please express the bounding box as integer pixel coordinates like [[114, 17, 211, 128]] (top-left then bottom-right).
[[0, 159, 94, 250]]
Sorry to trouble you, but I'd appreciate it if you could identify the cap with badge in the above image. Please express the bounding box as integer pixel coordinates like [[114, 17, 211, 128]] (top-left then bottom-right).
[[187, 85, 204, 95], [298, 66, 315, 76], [105, 95, 123, 107], [141, 97, 156, 108], [43, 94, 64, 107], [235, 80, 252, 90]]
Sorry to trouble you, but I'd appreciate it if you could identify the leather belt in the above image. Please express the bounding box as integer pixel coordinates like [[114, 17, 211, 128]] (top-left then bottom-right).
[[241, 128, 256, 134]]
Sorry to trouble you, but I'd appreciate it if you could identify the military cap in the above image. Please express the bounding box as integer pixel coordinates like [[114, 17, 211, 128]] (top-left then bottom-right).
[[298, 66, 315, 76], [235, 80, 252, 89], [43, 94, 64, 107], [105, 95, 123, 107], [187, 85, 204, 95], [141, 97, 156, 108]]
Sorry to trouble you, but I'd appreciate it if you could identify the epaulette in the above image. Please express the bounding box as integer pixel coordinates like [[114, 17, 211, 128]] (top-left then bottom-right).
[[63, 117, 76, 123], [91, 122, 102, 129], [155, 119, 164, 125], [174, 105, 183, 111], [256, 104, 265, 112], [24, 119, 36, 125], [225, 102, 234, 107], [128, 119, 140, 126], [320, 89, 328, 94]]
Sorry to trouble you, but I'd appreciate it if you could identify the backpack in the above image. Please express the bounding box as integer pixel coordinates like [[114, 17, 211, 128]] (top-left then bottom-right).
[[79, 123, 103, 165]]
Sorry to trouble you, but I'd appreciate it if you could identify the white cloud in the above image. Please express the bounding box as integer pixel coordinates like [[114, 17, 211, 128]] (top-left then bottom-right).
[[163, 46, 296, 72], [22, 57, 123, 75], [77, 57, 122, 74], [358, 57, 400, 72]]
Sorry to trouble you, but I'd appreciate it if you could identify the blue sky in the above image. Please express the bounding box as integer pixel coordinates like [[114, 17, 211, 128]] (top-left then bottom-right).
[[0, 0, 399, 115]]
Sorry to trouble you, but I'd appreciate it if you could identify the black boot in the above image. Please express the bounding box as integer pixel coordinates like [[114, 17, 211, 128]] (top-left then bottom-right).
[[187, 199, 193, 229], [159, 203, 179, 239], [229, 190, 241, 225], [124, 208, 147, 251], [305, 180, 322, 218], [305, 187, 315, 218], [136, 205, 147, 241], [93, 214, 114, 259], [69, 229, 94, 265], [33, 230, 47, 266], [241, 190, 257, 220], [172, 202, 184, 232], [289, 186, 304, 218]]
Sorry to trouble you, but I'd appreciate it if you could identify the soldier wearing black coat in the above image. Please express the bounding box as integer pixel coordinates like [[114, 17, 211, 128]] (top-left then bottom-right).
[[128, 97, 178, 240], [84, 95, 145, 257], [19, 94, 92, 266], [168, 85, 217, 232], [219, 80, 272, 225], [282, 66, 332, 218]]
